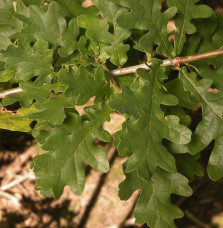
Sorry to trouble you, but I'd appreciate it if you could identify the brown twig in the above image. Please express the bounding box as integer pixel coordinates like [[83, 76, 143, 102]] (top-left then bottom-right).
[[175, 48, 223, 66], [110, 48, 223, 76], [1, 48, 223, 99]]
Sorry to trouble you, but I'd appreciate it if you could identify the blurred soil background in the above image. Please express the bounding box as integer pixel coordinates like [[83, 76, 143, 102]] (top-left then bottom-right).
[[1, 0, 223, 227]]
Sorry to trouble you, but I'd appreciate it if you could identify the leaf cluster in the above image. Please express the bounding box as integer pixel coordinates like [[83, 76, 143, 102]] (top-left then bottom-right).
[[0, 0, 223, 227]]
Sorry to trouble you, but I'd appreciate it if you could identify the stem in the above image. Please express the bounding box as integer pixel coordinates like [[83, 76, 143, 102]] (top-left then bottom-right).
[[109, 48, 223, 76], [0, 87, 23, 99], [0, 48, 223, 99]]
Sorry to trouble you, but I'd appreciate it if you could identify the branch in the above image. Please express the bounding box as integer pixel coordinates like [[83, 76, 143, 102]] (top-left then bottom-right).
[[109, 48, 223, 76], [0, 48, 223, 99], [0, 87, 23, 99]]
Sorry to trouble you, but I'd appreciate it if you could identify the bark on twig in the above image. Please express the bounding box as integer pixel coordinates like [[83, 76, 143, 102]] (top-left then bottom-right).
[[0, 87, 23, 99], [109, 48, 223, 76], [0, 48, 223, 99]]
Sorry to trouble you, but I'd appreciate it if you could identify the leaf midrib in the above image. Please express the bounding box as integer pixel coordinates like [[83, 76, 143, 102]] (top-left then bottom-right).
[[181, 70, 223, 121], [139, 0, 172, 56], [176, 0, 188, 54], [55, 106, 111, 175]]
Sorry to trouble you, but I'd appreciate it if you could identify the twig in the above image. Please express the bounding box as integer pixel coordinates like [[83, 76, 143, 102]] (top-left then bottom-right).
[[109, 48, 223, 76], [0, 173, 35, 191], [0, 190, 19, 204], [185, 210, 210, 228], [0, 87, 23, 99], [1, 48, 223, 99]]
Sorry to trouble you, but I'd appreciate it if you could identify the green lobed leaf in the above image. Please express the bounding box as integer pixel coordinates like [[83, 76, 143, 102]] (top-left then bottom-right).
[[77, 16, 113, 48], [109, 60, 191, 181], [163, 106, 192, 127], [0, 40, 54, 82], [207, 136, 223, 181], [165, 78, 197, 110], [109, 0, 176, 57], [0, 105, 37, 132], [2, 81, 63, 107], [50, 0, 98, 17], [0, 0, 23, 38], [176, 155, 203, 180], [17, 2, 67, 47], [0, 35, 11, 51], [119, 168, 192, 227], [173, 153, 204, 181], [31, 104, 112, 198], [57, 18, 80, 57], [58, 65, 112, 105], [15, 2, 83, 57], [46, 0, 73, 18], [92, 0, 131, 66], [0, 69, 16, 82], [20, 0, 44, 6], [30, 95, 76, 125], [167, 0, 213, 55], [179, 67, 223, 181], [183, 13, 223, 89]]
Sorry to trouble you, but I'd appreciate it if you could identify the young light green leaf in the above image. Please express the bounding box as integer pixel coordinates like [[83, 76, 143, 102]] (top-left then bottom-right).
[[0, 69, 16, 82], [0, 105, 37, 132]]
